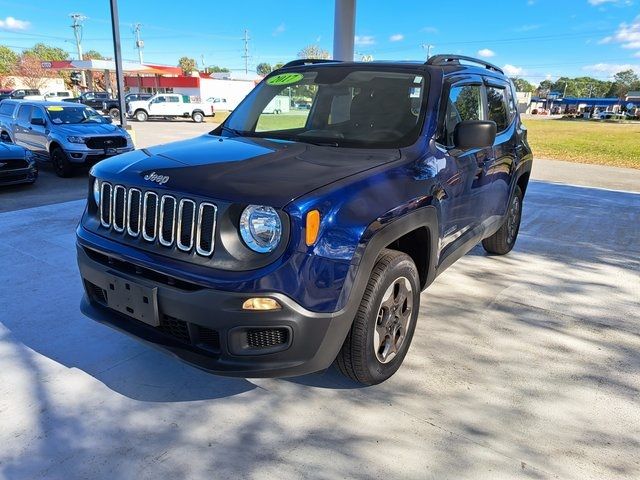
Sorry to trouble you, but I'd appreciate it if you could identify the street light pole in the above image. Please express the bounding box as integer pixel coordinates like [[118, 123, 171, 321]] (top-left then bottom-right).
[[109, 0, 127, 128]]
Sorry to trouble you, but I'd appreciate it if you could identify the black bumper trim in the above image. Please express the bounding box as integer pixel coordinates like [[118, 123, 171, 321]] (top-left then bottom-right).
[[77, 244, 354, 378]]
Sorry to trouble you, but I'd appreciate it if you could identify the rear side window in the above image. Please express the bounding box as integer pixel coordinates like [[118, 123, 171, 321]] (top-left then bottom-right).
[[0, 102, 16, 116], [17, 105, 32, 123], [486, 86, 509, 132], [443, 84, 483, 146]]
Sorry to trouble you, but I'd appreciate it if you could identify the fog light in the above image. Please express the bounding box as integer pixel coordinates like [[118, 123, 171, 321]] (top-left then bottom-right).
[[242, 298, 281, 311]]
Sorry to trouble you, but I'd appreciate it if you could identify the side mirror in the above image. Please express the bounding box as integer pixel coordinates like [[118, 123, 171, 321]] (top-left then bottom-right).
[[453, 120, 496, 150], [31, 117, 46, 126]]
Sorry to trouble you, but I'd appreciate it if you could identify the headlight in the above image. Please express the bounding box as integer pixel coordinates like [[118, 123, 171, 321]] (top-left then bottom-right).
[[239, 205, 282, 253], [93, 178, 100, 206], [67, 136, 85, 144]]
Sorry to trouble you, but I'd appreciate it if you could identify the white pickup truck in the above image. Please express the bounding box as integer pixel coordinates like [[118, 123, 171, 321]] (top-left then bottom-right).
[[127, 93, 214, 123]]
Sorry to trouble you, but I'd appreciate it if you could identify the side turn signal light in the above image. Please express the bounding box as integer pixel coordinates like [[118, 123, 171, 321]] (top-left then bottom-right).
[[306, 210, 320, 246]]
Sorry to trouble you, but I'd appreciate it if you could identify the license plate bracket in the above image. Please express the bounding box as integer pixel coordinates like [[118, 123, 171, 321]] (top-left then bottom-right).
[[106, 275, 159, 327]]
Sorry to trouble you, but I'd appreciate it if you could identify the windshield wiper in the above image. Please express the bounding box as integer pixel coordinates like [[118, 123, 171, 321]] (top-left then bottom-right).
[[221, 125, 247, 137]]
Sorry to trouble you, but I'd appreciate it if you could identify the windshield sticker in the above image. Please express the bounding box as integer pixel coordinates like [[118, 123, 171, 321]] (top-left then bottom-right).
[[266, 73, 303, 86], [47, 106, 64, 111]]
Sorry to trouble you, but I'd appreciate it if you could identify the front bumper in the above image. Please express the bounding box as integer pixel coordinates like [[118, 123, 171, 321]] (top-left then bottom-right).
[[77, 244, 354, 378], [65, 146, 134, 165], [0, 163, 38, 185]]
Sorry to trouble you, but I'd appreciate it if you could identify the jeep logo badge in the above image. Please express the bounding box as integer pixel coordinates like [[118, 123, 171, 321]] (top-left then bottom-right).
[[144, 172, 170, 185]]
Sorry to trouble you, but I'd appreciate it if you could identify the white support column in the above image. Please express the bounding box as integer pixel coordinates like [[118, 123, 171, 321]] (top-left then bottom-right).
[[333, 0, 356, 61]]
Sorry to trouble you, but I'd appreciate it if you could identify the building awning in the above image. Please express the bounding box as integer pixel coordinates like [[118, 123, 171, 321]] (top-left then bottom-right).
[[41, 59, 182, 75]]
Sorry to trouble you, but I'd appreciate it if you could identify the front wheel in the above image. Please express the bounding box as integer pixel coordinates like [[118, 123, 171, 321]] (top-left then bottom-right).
[[108, 107, 120, 119], [51, 147, 74, 178], [482, 185, 523, 255], [336, 249, 420, 385], [192, 111, 204, 123], [135, 110, 148, 122]]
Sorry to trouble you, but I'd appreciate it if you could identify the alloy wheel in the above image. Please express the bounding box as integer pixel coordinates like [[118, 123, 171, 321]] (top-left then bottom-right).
[[373, 276, 413, 364]]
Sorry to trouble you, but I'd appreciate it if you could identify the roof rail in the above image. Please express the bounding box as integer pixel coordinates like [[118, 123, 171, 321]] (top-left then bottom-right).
[[426, 54, 503, 74], [279, 59, 341, 69]]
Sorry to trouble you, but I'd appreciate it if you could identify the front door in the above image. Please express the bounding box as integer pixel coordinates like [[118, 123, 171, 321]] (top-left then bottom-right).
[[27, 106, 49, 157], [437, 79, 495, 254]]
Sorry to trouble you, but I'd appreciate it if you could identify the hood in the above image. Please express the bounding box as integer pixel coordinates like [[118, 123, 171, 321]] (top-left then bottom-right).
[[0, 142, 27, 159], [92, 134, 401, 208], [53, 123, 124, 136]]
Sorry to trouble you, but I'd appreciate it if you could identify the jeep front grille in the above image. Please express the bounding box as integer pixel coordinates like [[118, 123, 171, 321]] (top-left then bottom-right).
[[98, 182, 217, 257]]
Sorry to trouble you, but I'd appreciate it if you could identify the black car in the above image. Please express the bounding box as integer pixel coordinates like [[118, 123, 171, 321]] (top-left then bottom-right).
[[67, 91, 112, 109], [0, 142, 38, 186], [102, 93, 154, 119]]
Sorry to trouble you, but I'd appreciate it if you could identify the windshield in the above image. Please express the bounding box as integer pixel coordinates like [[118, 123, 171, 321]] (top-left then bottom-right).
[[223, 66, 427, 147], [45, 105, 108, 125]]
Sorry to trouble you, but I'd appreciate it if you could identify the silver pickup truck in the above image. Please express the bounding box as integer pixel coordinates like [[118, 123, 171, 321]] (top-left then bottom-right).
[[0, 100, 133, 177]]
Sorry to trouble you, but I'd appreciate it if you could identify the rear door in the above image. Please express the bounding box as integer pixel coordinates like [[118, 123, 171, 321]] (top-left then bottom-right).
[[13, 104, 32, 147], [437, 77, 494, 253]]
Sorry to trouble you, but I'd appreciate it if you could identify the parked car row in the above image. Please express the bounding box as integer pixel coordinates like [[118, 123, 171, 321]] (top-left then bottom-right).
[[0, 99, 134, 179]]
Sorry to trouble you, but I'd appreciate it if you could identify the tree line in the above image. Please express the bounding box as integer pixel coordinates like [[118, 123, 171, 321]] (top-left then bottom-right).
[[512, 70, 640, 100]]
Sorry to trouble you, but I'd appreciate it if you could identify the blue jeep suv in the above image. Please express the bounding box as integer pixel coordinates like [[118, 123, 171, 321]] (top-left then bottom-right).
[[77, 55, 533, 385]]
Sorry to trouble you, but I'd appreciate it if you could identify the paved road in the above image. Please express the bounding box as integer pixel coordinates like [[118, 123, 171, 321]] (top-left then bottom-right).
[[1, 181, 638, 479]]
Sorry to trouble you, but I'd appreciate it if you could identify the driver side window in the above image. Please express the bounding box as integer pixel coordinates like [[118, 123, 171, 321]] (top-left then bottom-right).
[[443, 84, 483, 146]]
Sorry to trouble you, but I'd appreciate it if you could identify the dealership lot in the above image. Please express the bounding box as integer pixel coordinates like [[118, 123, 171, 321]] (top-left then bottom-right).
[[1, 122, 639, 479]]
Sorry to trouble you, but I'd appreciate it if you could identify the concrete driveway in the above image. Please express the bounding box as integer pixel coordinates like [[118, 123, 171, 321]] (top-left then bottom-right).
[[0, 125, 639, 478]]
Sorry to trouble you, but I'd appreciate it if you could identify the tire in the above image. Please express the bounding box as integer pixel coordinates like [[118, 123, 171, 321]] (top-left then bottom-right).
[[108, 108, 120, 119], [135, 110, 148, 122], [192, 111, 204, 123], [0, 131, 11, 143], [336, 249, 420, 385], [482, 185, 523, 255], [50, 147, 74, 178]]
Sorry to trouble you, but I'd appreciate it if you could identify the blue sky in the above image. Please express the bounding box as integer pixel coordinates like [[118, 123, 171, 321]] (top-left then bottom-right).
[[1, 0, 639, 84]]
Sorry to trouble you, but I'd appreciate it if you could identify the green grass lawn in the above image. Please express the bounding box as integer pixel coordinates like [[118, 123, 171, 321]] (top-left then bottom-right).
[[524, 118, 640, 169]]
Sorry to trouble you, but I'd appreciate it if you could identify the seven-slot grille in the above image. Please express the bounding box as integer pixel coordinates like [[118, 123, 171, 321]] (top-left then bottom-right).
[[99, 181, 217, 257]]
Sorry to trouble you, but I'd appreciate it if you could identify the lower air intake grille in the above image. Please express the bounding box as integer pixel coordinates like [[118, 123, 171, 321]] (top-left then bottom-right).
[[246, 328, 289, 349], [85, 280, 108, 306], [197, 326, 221, 352], [158, 315, 190, 344]]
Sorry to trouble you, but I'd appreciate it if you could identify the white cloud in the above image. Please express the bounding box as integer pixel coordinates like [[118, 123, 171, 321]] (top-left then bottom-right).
[[515, 24, 541, 32], [0, 16, 30, 30], [477, 48, 496, 58], [354, 35, 375, 46], [272, 23, 285, 36], [599, 17, 640, 56], [421, 26, 438, 34], [588, 0, 631, 5], [389, 33, 404, 42], [583, 62, 640, 77], [502, 64, 524, 76]]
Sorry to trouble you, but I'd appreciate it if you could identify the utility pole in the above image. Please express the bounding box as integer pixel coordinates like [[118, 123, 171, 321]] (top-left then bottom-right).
[[69, 13, 87, 87], [133, 23, 144, 64], [242, 29, 250, 75], [421, 43, 434, 60], [109, 0, 127, 128]]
